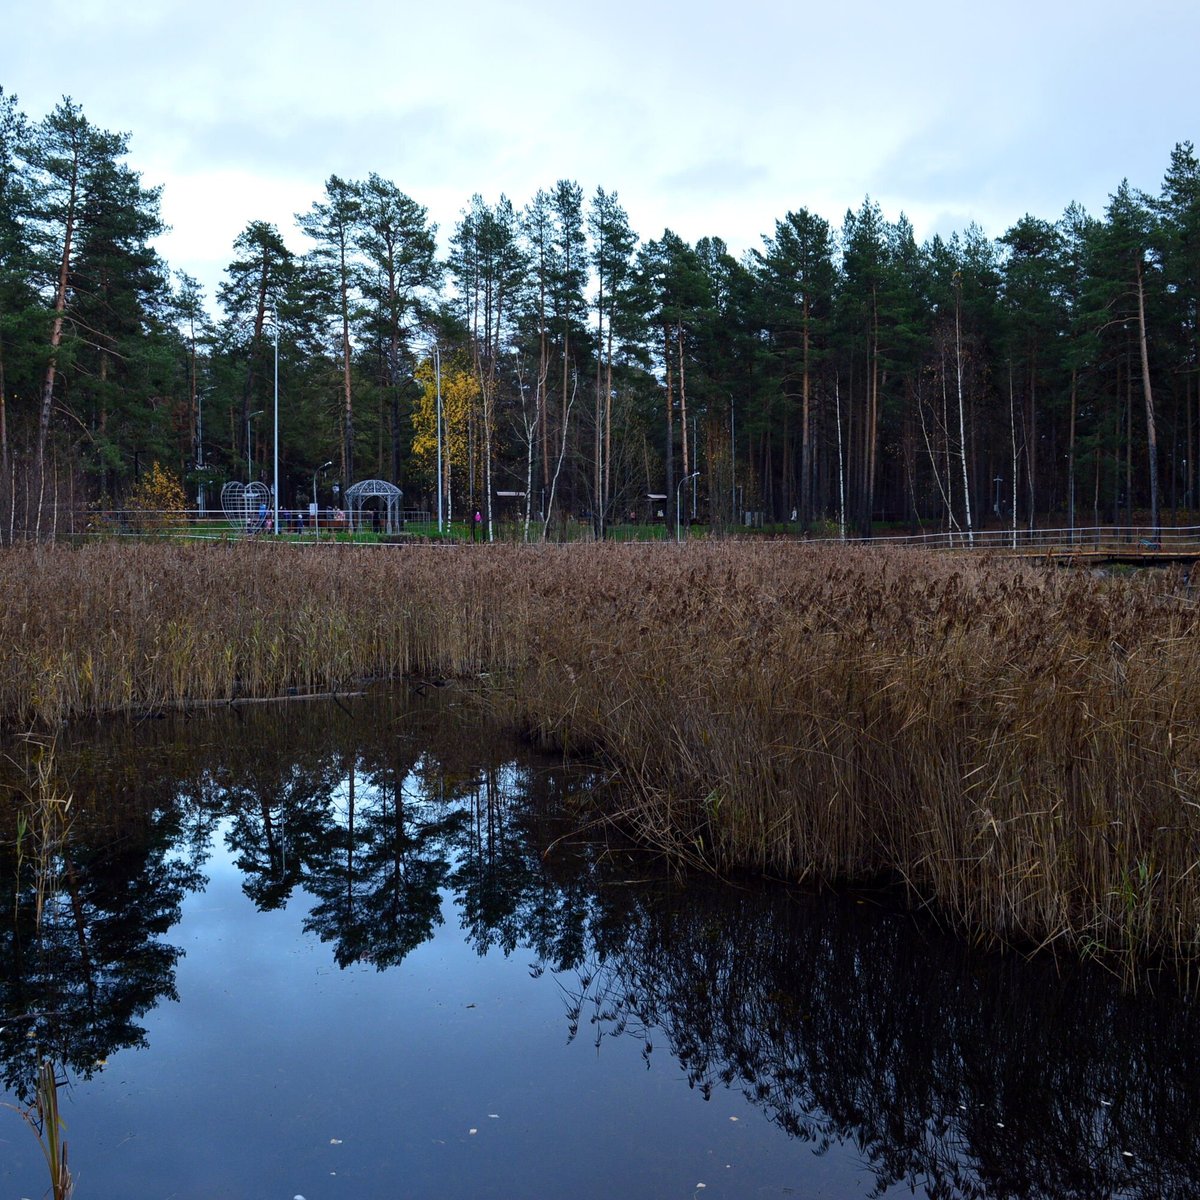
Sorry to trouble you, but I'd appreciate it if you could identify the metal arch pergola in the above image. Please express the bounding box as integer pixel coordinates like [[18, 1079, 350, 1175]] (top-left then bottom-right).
[[345, 479, 403, 534]]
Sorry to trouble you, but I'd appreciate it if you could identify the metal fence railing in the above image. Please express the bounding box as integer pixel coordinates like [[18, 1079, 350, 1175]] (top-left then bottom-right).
[[9, 510, 1200, 554], [845, 525, 1200, 554]]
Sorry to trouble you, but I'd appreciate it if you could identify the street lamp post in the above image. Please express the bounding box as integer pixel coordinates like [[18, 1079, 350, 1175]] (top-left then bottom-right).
[[412, 335, 445, 533], [196, 388, 205, 514], [433, 342, 443, 534], [313, 460, 333, 538], [676, 471, 699, 543], [269, 308, 280, 535]]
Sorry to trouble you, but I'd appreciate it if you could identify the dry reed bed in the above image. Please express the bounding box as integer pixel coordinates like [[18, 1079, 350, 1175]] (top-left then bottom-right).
[[3, 539, 1199, 970]]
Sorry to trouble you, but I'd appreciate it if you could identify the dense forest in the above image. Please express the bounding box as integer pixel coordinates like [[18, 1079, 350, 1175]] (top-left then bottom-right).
[[0, 87, 1197, 539]]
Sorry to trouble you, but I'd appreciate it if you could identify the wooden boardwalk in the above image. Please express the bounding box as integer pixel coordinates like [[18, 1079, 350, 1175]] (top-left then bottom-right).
[[1007, 545, 1200, 567]]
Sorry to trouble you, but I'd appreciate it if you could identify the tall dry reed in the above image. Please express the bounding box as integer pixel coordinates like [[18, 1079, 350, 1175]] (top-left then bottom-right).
[[3, 540, 1199, 973]]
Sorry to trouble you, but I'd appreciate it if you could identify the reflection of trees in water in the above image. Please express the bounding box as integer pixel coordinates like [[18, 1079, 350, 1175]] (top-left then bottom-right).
[[299, 749, 468, 969], [523, 880, 1200, 1200], [0, 690, 504, 1112], [450, 760, 601, 971], [209, 692, 610, 973], [0, 741, 199, 1104], [4, 691, 1200, 1199]]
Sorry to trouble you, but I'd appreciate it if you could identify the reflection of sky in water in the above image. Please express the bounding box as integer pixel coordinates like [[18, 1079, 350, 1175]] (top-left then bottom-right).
[[5, 694, 1200, 1200], [3, 814, 866, 1200]]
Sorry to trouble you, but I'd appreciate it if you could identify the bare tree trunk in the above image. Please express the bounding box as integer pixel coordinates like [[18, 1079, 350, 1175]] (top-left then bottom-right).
[[594, 282, 604, 540], [664, 328, 675, 538], [521, 378, 537, 543], [835, 373, 846, 540], [800, 297, 812, 527], [677, 322, 689, 481], [542, 370, 578, 541], [0, 347, 8, 480], [38, 168, 79, 483], [1026, 366, 1037, 532], [954, 278, 973, 543], [918, 381, 953, 522], [34, 457, 46, 542], [1187, 369, 1194, 509], [604, 325, 614, 536], [538, 277, 550, 511], [1125, 358, 1133, 525], [940, 346, 957, 534], [1011, 364, 1020, 546], [1135, 253, 1160, 534], [341, 262, 354, 488], [1067, 367, 1077, 536], [863, 288, 879, 534]]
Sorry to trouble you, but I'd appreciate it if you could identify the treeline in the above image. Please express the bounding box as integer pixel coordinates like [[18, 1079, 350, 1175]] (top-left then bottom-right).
[[0, 87, 1197, 538]]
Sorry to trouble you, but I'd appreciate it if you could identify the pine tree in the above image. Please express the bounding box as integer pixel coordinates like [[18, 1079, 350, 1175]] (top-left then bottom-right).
[[1094, 181, 1163, 532], [0, 87, 31, 481], [24, 99, 130, 482], [354, 174, 439, 486], [217, 221, 295, 481], [449, 195, 526, 535], [1154, 143, 1200, 508], [638, 231, 711, 535], [755, 209, 834, 526], [587, 187, 638, 536], [297, 176, 363, 490], [837, 199, 891, 534]]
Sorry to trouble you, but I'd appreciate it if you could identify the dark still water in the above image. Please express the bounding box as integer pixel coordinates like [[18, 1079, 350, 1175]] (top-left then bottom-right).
[[2, 690, 1200, 1200]]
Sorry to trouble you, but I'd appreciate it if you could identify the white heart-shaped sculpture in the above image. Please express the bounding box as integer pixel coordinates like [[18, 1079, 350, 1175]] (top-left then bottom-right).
[[221, 481, 272, 532]]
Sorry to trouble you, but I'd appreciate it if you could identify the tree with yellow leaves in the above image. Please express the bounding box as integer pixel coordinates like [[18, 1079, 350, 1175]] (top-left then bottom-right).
[[411, 355, 480, 522], [126, 462, 188, 532]]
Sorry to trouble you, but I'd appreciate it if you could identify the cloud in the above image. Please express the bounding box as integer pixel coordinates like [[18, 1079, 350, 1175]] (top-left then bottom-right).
[[659, 159, 771, 197], [6, 0, 1199, 306]]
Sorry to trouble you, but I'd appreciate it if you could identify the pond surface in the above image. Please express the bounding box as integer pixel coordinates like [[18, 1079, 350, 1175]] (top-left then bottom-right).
[[1, 689, 1199, 1200]]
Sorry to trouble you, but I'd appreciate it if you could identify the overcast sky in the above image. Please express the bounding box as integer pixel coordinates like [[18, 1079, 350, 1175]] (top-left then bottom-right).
[[5, 0, 1197, 308]]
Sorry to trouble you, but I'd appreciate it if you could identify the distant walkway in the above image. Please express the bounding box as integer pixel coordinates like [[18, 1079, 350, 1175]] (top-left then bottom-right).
[[851, 525, 1200, 567]]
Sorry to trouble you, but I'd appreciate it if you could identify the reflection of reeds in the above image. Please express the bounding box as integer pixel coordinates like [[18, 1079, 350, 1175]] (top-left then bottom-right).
[[3, 541, 1200, 971], [4, 1059, 73, 1200], [8, 738, 73, 929]]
